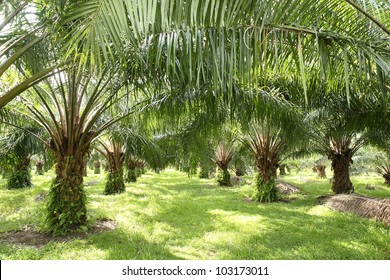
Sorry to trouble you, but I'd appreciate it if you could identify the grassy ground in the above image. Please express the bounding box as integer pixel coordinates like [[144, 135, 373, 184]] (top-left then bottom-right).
[[0, 169, 389, 260]]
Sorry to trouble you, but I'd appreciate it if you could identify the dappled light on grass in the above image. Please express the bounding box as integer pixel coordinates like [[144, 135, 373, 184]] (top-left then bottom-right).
[[1, 169, 390, 259]]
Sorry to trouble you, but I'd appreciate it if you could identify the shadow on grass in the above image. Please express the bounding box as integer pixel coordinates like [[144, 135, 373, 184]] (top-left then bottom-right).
[[127, 171, 390, 259], [91, 229, 183, 260]]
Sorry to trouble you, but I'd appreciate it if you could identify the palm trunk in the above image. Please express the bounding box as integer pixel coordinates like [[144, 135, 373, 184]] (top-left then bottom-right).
[[216, 168, 231, 186], [254, 157, 279, 202], [279, 164, 286, 175], [105, 168, 125, 194], [104, 152, 125, 194], [125, 167, 137, 183], [316, 164, 326, 178], [93, 160, 101, 174], [199, 166, 209, 179], [383, 173, 390, 185], [35, 160, 44, 175], [6, 157, 31, 189], [135, 167, 142, 178], [47, 153, 87, 235], [83, 158, 88, 177], [330, 153, 354, 194]]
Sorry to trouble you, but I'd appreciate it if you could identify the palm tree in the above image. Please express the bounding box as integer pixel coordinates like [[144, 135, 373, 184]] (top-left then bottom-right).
[[241, 124, 286, 202], [96, 138, 126, 195], [0, 125, 44, 189], [213, 143, 234, 186], [377, 162, 390, 186], [307, 89, 389, 194], [326, 134, 364, 193], [123, 126, 164, 182], [7, 65, 143, 234], [124, 156, 139, 183]]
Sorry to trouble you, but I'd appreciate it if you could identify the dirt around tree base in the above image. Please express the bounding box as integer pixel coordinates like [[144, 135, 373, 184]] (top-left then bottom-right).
[[0, 219, 118, 248], [319, 195, 390, 226]]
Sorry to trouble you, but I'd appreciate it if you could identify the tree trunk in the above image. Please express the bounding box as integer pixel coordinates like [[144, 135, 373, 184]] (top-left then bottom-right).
[[6, 157, 31, 189], [382, 173, 390, 185], [135, 167, 142, 178], [316, 164, 326, 178], [199, 166, 209, 179], [330, 153, 354, 194], [279, 164, 286, 175], [93, 160, 101, 174], [235, 168, 244, 177], [125, 167, 137, 183], [83, 158, 88, 177], [105, 169, 125, 194], [216, 168, 231, 186], [36, 160, 44, 175], [47, 153, 87, 235], [104, 152, 125, 194], [254, 156, 279, 202]]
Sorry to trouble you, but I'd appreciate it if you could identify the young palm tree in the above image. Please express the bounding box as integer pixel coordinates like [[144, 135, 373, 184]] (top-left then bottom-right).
[[377, 163, 390, 186], [243, 125, 287, 202], [0, 125, 44, 189], [96, 138, 126, 195], [124, 156, 139, 183], [213, 143, 234, 186]]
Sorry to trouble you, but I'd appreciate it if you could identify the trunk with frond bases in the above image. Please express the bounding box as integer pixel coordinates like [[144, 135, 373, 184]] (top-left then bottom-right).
[[316, 164, 326, 178], [125, 167, 137, 183], [93, 160, 101, 174], [105, 169, 125, 194], [377, 164, 390, 185], [47, 152, 87, 235], [35, 160, 44, 175], [6, 157, 32, 189], [216, 168, 231, 186], [329, 151, 354, 194], [254, 156, 279, 202], [105, 152, 125, 194], [83, 158, 88, 177], [136, 167, 142, 177], [199, 160, 213, 179], [125, 159, 137, 183], [199, 166, 209, 179], [279, 164, 287, 175], [383, 173, 390, 185]]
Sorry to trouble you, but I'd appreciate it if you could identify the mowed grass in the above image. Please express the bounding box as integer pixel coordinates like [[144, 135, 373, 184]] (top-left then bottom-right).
[[0, 169, 389, 260]]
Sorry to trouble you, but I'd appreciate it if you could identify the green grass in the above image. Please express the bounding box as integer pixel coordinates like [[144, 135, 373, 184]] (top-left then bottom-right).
[[0, 169, 389, 260]]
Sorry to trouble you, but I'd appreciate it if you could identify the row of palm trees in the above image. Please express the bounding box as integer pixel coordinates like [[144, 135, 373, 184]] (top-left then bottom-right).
[[1, 1, 389, 235]]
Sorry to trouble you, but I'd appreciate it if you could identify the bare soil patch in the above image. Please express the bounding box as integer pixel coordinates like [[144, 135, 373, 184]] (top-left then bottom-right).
[[0, 219, 118, 248], [319, 194, 390, 226]]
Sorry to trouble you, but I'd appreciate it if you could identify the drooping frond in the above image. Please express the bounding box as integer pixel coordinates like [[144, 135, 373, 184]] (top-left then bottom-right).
[[56, 0, 390, 104]]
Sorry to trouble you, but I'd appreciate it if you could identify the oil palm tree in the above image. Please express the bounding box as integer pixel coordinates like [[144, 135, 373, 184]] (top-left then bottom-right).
[[213, 142, 234, 186], [240, 123, 287, 202], [307, 89, 389, 194], [7, 64, 144, 234], [377, 162, 390, 185], [96, 137, 126, 195], [0, 125, 44, 189]]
